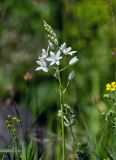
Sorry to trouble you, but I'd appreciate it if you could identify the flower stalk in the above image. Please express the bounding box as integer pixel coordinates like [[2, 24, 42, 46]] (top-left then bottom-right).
[[35, 21, 79, 159], [57, 69, 66, 160]]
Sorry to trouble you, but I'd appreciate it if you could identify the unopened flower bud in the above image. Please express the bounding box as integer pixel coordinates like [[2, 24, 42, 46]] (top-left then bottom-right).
[[69, 56, 79, 65], [51, 36, 55, 41], [54, 39, 58, 45], [48, 40, 54, 50], [53, 33, 56, 37], [50, 30, 53, 35], [68, 71, 75, 80], [48, 34, 51, 38]]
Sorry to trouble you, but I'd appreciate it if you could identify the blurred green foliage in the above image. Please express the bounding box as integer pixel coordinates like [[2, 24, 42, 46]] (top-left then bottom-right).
[[0, 0, 116, 159]]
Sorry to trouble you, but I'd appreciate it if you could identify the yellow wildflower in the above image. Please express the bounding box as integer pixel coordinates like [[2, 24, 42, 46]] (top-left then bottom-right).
[[106, 83, 111, 91], [106, 81, 116, 91]]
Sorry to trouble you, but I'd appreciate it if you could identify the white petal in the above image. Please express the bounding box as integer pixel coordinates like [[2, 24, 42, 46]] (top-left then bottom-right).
[[35, 67, 42, 71], [41, 59, 47, 66], [50, 51, 55, 58], [42, 49, 46, 54], [42, 67, 48, 72], [63, 49, 67, 54], [50, 61, 55, 66], [69, 56, 79, 65], [36, 60, 42, 65], [56, 61, 60, 65], [47, 46, 49, 52], [66, 47, 71, 52], [60, 43, 66, 50], [46, 57, 53, 61], [63, 42, 66, 47], [36, 66, 48, 72], [56, 50, 61, 57], [41, 49, 48, 58], [68, 51, 77, 55], [58, 56, 62, 60]]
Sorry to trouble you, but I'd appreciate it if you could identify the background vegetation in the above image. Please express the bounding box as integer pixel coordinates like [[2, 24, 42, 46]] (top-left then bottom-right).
[[0, 0, 116, 159]]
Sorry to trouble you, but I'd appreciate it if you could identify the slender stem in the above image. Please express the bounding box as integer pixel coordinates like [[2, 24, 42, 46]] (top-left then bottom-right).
[[69, 125, 76, 146], [69, 125, 77, 156], [60, 65, 69, 72], [58, 70, 65, 160], [63, 81, 70, 94]]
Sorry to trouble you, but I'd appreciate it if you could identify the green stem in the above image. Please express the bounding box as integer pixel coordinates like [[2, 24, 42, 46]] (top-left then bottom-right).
[[69, 125, 76, 146], [63, 81, 70, 94], [69, 125, 77, 154], [60, 65, 69, 72], [58, 70, 65, 160]]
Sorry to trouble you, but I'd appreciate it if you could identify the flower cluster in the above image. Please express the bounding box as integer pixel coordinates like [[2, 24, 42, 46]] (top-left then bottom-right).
[[36, 21, 79, 72], [105, 110, 116, 126], [6, 115, 21, 134], [6, 115, 21, 149], [103, 82, 116, 128], [58, 104, 77, 127], [106, 81, 116, 92]]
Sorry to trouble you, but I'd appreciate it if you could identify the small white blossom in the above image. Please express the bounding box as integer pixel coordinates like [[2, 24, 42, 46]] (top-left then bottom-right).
[[60, 43, 77, 55], [60, 43, 66, 51], [68, 71, 75, 80], [69, 56, 79, 65], [36, 21, 80, 73], [36, 58, 48, 72], [46, 50, 62, 66], [40, 47, 49, 59]]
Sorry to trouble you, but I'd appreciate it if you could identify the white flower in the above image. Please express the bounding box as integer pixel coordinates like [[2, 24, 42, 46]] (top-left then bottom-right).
[[46, 50, 62, 66], [69, 56, 79, 65], [60, 43, 77, 55], [41, 47, 49, 59], [68, 71, 75, 80], [41, 49, 48, 58], [60, 43, 66, 50], [36, 58, 48, 72]]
